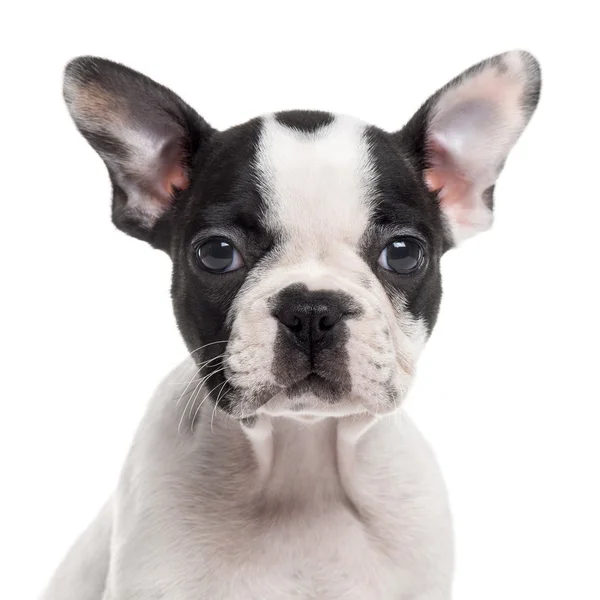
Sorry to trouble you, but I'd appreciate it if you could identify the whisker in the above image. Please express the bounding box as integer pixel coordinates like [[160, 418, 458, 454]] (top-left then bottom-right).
[[199, 352, 226, 365], [174, 353, 228, 409], [175, 354, 226, 382], [188, 340, 229, 356], [211, 381, 229, 434], [188, 366, 227, 418], [217, 383, 234, 431], [192, 378, 229, 433], [186, 374, 212, 418], [215, 377, 230, 407], [178, 379, 202, 435], [177, 365, 226, 435], [168, 354, 228, 387], [175, 368, 201, 406]]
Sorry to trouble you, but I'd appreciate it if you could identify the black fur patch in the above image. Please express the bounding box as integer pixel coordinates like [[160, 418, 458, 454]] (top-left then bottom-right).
[[362, 126, 445, 332], [275, 110, 334, 134], [169, 118, 272, 414]]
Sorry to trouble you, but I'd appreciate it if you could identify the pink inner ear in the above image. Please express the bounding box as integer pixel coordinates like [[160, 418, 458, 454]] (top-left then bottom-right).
[[162, 163, 190, 196], [424, 139, 474, 219], [158, 141, 190, 202]]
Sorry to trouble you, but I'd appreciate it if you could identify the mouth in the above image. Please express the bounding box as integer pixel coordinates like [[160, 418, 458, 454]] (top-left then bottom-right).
[[227, 367, 394, 419], [222, 372, 350, 420], [284, 371, 349, 402]]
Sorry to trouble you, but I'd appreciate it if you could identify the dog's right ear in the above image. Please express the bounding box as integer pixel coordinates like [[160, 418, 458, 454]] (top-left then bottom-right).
[[63, 57, 214, 249]]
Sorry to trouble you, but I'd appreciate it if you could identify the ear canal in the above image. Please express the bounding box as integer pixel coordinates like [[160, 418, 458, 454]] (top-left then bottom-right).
[[397, 50, 541, 244], [63, 56, 214, 248]]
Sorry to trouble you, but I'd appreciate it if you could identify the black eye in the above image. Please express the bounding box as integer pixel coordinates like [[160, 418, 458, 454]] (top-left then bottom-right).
[[196, 238, 244, 273], [378, 237, 424, 274]]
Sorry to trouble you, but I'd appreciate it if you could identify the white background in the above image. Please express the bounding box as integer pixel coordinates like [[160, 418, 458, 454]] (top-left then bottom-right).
[[1, 2, 599, 598]]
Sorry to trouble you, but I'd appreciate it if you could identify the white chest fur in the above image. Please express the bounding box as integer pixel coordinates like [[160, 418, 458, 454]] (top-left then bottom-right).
[[103, 361, 453, 600]]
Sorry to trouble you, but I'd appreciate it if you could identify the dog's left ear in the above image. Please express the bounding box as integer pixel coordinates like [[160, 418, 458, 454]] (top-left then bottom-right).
[[397, 50, 541, 244], [63, 57, 214, 249]]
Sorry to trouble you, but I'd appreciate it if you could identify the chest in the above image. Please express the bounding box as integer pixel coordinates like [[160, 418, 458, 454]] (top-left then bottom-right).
[[116, 497, 408, 600], [111, 411, 450, 599], [207, 512, 406, 600]]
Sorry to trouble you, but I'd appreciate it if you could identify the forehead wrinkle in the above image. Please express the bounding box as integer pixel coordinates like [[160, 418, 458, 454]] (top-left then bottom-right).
[[255, 114, 377, 255]]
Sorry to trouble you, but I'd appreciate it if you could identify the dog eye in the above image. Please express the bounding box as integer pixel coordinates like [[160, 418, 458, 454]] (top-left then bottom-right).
[[196, 238, 244, 273], [378, 237, 424, 274]]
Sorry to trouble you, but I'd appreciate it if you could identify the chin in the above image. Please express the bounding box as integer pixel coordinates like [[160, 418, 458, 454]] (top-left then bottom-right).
[[256, 392, 369, 419], [223, 376, 405, 420]]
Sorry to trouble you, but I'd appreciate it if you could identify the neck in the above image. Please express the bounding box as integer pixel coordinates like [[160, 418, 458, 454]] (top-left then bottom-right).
[[196, 400, 399, 512]]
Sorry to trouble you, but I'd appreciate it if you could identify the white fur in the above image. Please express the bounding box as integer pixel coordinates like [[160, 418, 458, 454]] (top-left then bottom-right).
[[42, 359, 453, 600], [257, 114, 376, 245]]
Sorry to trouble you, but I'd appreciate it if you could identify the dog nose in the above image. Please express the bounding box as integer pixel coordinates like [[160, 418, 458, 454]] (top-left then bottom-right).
[[276, 300, 343, 344], [273, 287, 347, 348]]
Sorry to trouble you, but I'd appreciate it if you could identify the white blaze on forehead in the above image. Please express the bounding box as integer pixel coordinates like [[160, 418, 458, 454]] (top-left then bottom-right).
[[228, 114, 428, 415], [255, 115, 377, 254]]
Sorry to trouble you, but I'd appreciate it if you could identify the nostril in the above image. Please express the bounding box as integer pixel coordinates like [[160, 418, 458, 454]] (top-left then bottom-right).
[[274, 307, 306, 333], [318, 312, 342, 331], [288, 315, 303, 333]]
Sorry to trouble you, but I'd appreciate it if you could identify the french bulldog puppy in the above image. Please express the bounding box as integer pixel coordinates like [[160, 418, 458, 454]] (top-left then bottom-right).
[[42, 50, 540, 599]]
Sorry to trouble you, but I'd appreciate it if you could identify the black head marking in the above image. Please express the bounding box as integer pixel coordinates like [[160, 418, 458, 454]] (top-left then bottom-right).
[[361, 125, 445, 332], [275, 110, 335, 134]]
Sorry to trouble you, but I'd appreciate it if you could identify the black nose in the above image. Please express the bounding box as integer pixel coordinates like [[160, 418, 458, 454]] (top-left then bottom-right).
[[273, 286, 347, 349]]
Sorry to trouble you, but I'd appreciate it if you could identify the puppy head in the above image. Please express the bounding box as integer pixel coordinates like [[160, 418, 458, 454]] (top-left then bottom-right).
[[64, 52, 540, 419]]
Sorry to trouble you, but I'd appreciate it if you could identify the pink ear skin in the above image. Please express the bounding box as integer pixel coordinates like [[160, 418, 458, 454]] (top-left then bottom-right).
[[413, 51, 541, 243], [160, 162, 190, 200], [157, 143, 191, 204], [167, 164, 190, 193], [424, 140, 476, 229]]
